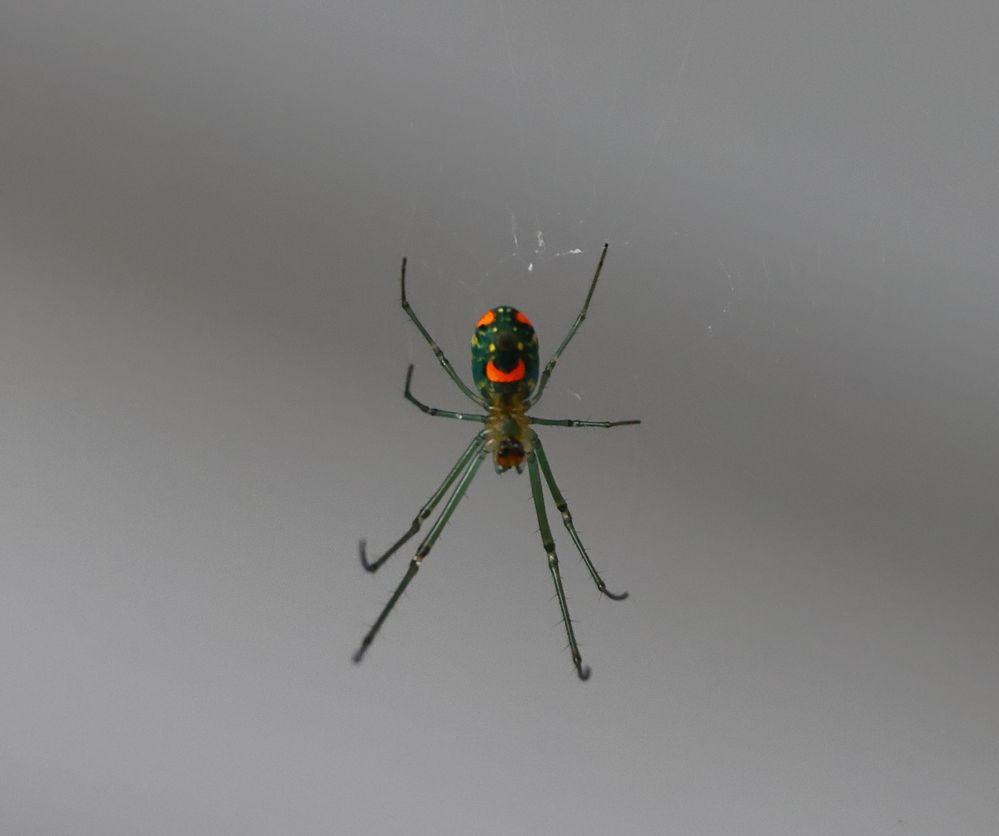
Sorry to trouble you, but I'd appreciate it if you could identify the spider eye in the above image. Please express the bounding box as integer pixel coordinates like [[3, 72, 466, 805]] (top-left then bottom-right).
[[495, 438, 524, 471]]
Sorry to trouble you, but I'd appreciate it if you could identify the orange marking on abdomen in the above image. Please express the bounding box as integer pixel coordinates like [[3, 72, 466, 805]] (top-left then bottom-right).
[[486, 358, 526, 383], [477, 310, 496, 328], [514, 311, 532, 326]]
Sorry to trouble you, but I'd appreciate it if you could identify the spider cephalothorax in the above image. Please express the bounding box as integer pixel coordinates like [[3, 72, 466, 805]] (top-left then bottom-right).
[[354, 244, 640, 680], [484, 395, 531, 473]]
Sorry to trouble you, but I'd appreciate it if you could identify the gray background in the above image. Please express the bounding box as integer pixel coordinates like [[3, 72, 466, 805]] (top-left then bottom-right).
[[2, 1, 998, 834]]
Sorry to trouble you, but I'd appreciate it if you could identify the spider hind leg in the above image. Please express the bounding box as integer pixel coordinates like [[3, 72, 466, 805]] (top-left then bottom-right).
[[353, 443, 487, 663], [527, 449, 591, 680], [358, 432, 485, 573], [531, 433, 629, 600]]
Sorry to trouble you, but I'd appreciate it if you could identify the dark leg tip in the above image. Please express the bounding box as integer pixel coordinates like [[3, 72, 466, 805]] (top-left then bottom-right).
[[576, 662, 592, 681], [352, 648, 365, 664], [359, 540, 377, 572], [602, 588, 629, 602]]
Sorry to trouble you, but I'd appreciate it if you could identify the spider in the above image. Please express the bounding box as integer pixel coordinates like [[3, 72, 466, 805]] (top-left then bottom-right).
[[353, 244, 640, 680]]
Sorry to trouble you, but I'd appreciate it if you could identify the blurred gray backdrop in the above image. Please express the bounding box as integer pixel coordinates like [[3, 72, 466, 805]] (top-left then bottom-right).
[[2, 2, 998, 834]]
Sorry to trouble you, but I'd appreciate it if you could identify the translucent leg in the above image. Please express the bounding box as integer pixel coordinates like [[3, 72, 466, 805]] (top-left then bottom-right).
[[530, 416, 640, 428], [353, 446, 487, 664], [359, 432, 486, 573], [400, 257, 486, 408], [531, 433, 629, 600], [403, 365, 486, 422], [527, 243, 609, 409], [527, 451, 591, 680]]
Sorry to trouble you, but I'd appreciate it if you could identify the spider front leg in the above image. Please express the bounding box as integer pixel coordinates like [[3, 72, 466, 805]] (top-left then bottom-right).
[[530, 416, 640, 428], [531, 432, 629, 600], [354, 444, 488, 664], [527, 243, 609, 410], [359, 432, 486, 572], [400, 258, 487, 408], [527, 449, 591, 680], [403, 365, 487, 422]]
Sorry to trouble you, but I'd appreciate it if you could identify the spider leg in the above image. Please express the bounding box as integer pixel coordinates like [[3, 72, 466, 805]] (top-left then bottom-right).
[[400, 257, 487, 408], [359, 432, 486, 572], [527, 243, 609, 409], [403, 365, 487, 422], [530, 415, 640, 428], [527, 449, 591, 680], [531, 432, 629, 600], [353, 444, 487, 664]]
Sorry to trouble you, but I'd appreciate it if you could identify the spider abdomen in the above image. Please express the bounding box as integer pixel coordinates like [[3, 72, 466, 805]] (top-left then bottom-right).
[[471, 307, 539, 399]]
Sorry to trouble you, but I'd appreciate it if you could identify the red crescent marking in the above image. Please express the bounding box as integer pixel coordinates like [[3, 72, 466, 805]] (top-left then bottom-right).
[[486, 358, 526, 383]]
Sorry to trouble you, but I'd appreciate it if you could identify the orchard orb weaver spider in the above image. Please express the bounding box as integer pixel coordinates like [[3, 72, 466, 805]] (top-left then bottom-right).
[[353, 244, 640, 680]]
